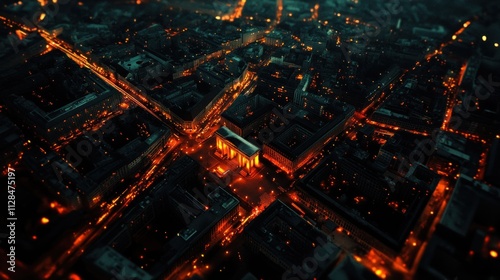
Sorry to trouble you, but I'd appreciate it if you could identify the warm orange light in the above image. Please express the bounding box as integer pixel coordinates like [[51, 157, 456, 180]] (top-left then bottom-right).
[[68, 273, 82, 280], [15, 29, 27, 40], [41, 217, 49, 224], [490, 250, 498, 258]]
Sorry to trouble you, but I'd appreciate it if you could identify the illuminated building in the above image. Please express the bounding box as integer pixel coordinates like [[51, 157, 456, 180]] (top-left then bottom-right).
[[460, 55, 481, 89], [85, 246, 153, 280], [215, 126, 260, 173], [264, 30, 285, 47], [242, 27, 266, 45], [293, 73, 310, 106]]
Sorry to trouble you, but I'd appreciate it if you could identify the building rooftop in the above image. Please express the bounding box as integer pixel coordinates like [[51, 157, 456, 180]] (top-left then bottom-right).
[[245, 200, 342, 275], [266, 103, 354, 160], [326, 255, 379, 280], [301, 142, 440, 251], [86, 246, 153, 280], [418, 174, 500, 279], [151, 187, 239, 277], [221, 94, 277, 128], [216, 126, 260, 157]]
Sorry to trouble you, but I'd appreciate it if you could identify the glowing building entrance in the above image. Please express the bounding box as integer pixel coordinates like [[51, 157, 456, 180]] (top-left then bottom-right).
[[215, 126, 260, 173]]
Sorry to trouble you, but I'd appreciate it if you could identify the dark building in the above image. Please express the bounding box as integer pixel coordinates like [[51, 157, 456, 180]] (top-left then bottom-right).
[[244, 200, 343, 279], [221, 94, 278, 137], [150, 155, 201, 215], [296, 142, 440, 257], [253, 63, 302, 107], [418, 174, 500, 279], [150, 55, 248, 133], [8, 76, 121, 143], [24, 111, 170, 209], [263, 102, 355, 174], [84, 246, 154, 280], [151, 187, 240, 278], [370, 78, 446, 135], [485, 138, 500, 187], [0, 114, 23, 168], [106, 196, 156, 250]]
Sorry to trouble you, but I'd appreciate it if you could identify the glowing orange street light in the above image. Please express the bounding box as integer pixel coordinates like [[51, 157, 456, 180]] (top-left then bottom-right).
[[41, 217, 50, 224]]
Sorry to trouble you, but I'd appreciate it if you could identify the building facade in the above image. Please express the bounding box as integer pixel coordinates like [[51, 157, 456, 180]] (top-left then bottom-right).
[[215, 126, 260, 172]]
